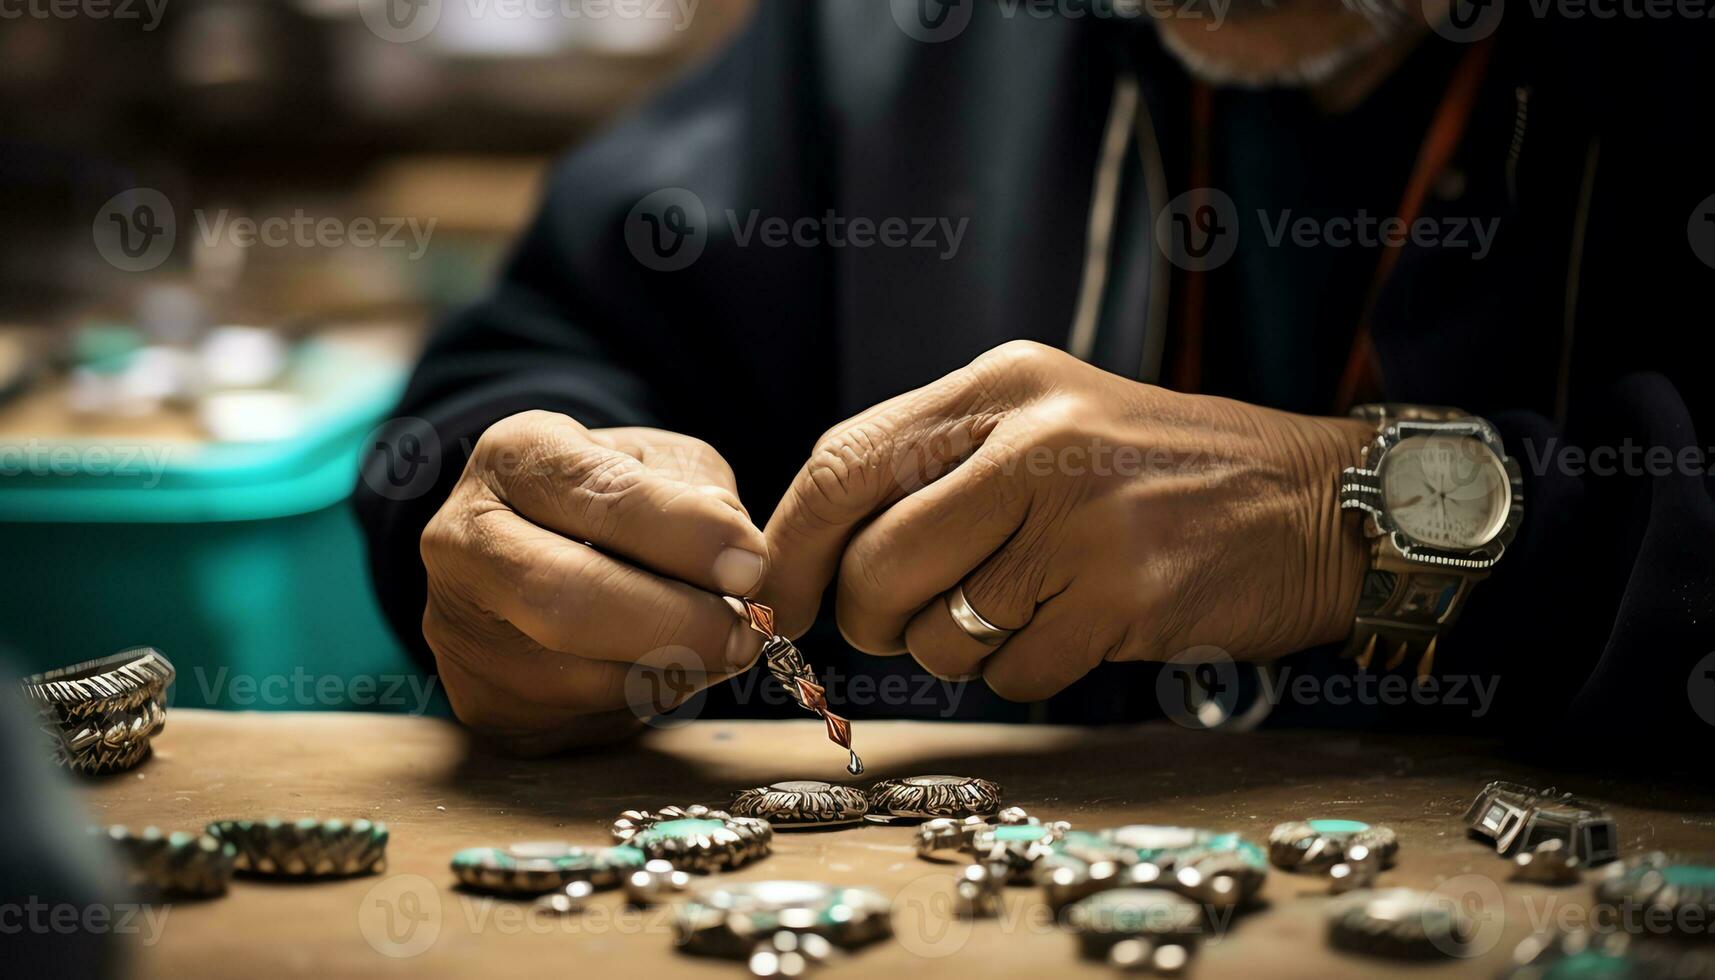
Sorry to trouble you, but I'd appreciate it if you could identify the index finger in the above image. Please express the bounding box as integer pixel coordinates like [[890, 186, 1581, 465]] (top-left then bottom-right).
[[762, 368, 1015, 638]]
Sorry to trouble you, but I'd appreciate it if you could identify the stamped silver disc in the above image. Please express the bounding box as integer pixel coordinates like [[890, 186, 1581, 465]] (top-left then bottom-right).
[[864, 774, 1002, 823], [675, 880, 893, 959], [730, 780, 869, 828]]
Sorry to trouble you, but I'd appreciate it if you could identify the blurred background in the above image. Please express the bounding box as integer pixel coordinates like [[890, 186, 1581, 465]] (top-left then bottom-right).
[[0, 0, 753, 708]]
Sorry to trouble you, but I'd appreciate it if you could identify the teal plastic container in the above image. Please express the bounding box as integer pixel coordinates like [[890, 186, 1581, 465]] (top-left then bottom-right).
[[0, 359, 445, 715]]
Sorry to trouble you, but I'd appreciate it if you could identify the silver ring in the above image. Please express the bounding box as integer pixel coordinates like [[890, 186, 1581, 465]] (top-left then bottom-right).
[[945, 585, 1016, 646]]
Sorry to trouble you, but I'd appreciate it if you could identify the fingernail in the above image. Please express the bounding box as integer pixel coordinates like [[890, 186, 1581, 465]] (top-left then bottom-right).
[[726, 619, 764, 671], [713, 547, 765, 596]]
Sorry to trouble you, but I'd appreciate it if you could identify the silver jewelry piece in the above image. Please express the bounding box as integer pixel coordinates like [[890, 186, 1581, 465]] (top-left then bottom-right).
[[1511, 839, 1581, 886], [675, 881, 892, 961], [95, 825, 237, 899], [1065, 888, 1205, 964], [1328, 888, 1473, 960], [730, 781, 869, 829], [21, 647, 174, 774], [207, 818, 388, 878], [1464, 780, 1617, 865], [624, 859, 692, 905], [610, 805, 773, 873], [954, 861, 1008, 919], [1038, 826, 1269, 912], [533, 880, 596, 915], [945, 585, 1016, 646], [1327, 843, 1382, 894], [451, 841, 646, 895], [1269, 820, 1398, 872], [866, 774, 1002, 824], [747, 929, 834, 978]]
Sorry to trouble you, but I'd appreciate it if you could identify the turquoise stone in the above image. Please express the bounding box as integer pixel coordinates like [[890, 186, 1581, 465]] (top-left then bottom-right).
[[602, 845, 647, 868], [1540, 950, 1637, 980], [645, 818, 729, 841], [1661, 864, 1715, 888], [1307, 819, 1370, 835], [993, 824, 1048, 842]]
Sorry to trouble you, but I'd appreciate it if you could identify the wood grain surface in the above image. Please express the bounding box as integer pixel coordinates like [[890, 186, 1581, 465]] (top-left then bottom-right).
[[77, 710, 1715, 979]]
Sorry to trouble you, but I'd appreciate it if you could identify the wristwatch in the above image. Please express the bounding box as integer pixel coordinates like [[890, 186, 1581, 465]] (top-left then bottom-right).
[[1337, 404, 1524, 677]]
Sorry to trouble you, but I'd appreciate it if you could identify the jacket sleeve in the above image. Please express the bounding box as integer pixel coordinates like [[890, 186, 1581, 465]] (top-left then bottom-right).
[[352, 0, 833, 668], [1440, 26, 1715, 756]]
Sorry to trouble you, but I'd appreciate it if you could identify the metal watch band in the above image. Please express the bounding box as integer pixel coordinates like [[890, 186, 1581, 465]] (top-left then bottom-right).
[[1338, 404, 1523, 677], [1343, 559, 1482, 675]]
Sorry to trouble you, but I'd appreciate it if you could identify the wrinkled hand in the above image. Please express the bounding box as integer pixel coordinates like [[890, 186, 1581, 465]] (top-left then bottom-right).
[[761, 341, 1372, 701], [420, 412, 768, 754]]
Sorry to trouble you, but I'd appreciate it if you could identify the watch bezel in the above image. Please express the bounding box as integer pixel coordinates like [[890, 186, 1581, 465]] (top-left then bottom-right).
[[1340, 419, 1524, 570]]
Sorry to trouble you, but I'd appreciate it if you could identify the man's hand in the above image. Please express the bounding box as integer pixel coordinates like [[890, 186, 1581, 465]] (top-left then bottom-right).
[[420, 411, 769, 754], [761, 341, 1373, 701]]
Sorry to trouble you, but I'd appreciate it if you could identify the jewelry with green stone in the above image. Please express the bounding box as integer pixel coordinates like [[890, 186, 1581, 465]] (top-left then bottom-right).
[[451, 841, 645, 895], [674, 880, 892, 961], [1269, 819, 1397, 872], [206, 817, 388, 878], [96, 825, 237, 898], [1038, 825, 1268, 911], [1594, 852, 1715, 938], [1506, 929, 1715, 979], [1064, 888, 1204, 967], [610, 805, 773, 873], [912, 807, 1069, 883]]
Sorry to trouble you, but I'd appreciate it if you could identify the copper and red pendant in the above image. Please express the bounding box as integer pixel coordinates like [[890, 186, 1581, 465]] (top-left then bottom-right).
[[739, 599, 863, 776]]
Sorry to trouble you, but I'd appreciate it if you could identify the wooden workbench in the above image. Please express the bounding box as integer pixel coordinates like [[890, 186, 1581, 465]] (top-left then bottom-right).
[[80, 710, 1715, 979]]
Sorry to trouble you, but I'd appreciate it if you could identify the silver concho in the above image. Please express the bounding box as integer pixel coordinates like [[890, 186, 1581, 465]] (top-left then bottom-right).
[[610, 805, 773, 873], [865, 774, 1002, 824], [729, 780, 869, 829]]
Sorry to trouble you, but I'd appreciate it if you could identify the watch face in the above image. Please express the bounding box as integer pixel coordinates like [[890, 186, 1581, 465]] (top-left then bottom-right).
[[1379, 434, 1511, 550]]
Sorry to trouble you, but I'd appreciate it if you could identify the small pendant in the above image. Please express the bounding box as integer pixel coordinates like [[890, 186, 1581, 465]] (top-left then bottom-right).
[[738, 599, 863, 776]]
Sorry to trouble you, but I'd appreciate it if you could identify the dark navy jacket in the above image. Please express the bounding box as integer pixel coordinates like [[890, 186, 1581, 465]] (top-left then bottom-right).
[[356, 1, 1715, 756]]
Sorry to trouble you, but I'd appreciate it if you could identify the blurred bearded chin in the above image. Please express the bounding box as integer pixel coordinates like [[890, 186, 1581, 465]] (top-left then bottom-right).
[[1155, 0, 1415, 89]]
